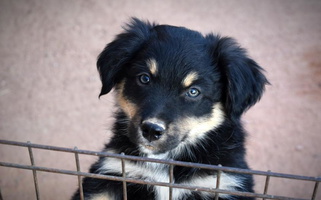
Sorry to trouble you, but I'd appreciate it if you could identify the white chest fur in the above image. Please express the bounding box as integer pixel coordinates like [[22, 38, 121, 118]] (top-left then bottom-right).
[[97, 155, 242, 200]]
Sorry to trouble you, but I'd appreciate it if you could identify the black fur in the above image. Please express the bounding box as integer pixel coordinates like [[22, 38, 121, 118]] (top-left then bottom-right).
[[72, 18, 268, 200]]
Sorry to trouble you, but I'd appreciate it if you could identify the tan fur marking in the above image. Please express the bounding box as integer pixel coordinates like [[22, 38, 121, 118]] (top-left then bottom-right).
[[182, 72, 199, 87], [180, 103, 225, 142], [147, 58, 158, 75], [116, 81, 137, 119]]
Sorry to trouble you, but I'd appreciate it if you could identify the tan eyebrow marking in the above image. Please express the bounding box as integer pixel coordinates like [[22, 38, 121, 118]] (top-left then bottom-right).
[[182, 71, 199, 87], [146, 58, 158, 75]]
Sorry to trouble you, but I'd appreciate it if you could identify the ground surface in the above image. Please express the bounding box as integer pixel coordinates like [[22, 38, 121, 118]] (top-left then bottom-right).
[[0, 0, 320, 199]]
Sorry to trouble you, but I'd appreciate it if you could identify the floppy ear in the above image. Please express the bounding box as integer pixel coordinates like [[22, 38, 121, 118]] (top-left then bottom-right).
[[97, 18, 155, 97], [206, 34, 269, 119]]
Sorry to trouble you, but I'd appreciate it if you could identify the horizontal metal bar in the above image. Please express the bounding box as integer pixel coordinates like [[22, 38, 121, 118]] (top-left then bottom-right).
[[0, 161, 309, 200], [1, 140, 320, 183]]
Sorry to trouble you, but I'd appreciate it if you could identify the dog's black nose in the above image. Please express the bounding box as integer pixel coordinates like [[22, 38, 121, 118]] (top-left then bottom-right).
[[141, 121, 165, 142]]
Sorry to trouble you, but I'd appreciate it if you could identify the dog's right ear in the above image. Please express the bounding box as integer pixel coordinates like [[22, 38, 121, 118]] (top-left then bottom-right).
[[97, 18, 155, 97]]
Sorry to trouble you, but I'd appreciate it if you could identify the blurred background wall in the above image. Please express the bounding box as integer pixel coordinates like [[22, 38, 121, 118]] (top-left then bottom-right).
[[0, 0, 320, 199]]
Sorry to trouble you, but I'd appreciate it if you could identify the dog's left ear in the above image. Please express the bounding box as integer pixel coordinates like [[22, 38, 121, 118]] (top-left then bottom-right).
[[206, 34, 269, 119], [97, 18, 155, 97]]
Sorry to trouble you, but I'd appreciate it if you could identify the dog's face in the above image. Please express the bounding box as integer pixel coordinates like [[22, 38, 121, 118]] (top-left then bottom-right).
[[97, 18, 268, 155], [115, 47, 225, 154]]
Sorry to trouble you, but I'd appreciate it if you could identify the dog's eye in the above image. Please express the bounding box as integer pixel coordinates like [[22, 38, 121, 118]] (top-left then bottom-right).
[[138, 74, 151, 84], [187, 88, 200, 98]]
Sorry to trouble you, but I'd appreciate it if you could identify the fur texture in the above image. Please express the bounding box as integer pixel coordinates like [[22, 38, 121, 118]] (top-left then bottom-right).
[[72, 18, 268, 200]]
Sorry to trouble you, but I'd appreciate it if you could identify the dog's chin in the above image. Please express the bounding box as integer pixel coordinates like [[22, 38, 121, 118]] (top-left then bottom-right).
[[138, 139, 180, 155], [138, 143, 169, 155], [139, 144, 160, 155]]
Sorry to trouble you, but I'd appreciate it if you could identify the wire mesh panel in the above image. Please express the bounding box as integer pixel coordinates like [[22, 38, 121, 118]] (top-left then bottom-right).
[[0, 140, 320, 200]]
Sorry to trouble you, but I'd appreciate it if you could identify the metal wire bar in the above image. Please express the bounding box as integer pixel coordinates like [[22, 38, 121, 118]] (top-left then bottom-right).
[[215, 164, 222, 200], [121, 153, 128, 200], [263, 170, 271, 200], [0, 188, 3, 200], [27, 141, 40, 200], [169, 163, 174, 200], [0, 140, 320, 200], [1, 140, 319, 183], [312, 181, 319, 200], [74, 147, 84, 200], [0, 161, 312, 200]]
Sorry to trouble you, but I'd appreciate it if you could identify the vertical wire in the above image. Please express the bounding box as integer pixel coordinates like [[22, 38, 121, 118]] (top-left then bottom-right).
[[263, 170, 271, 200], [215, 164, 222, 200], [27, 141, 40, 200], [74, 147, 84, 200], [0, 188, 3, 200], [311, 179, 319, 200], [169, 163, 174, 200], [121, 153, 127, 200]]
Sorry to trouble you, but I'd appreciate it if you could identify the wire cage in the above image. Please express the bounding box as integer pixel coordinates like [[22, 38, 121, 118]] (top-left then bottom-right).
[[0, 140, 320, 200]]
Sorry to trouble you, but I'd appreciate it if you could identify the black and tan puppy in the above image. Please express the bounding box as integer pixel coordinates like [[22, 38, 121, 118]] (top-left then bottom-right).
[[72, 18, 268, 200]]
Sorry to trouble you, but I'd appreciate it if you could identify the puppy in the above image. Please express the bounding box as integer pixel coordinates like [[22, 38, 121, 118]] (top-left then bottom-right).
[[72, 18, 268, 200]]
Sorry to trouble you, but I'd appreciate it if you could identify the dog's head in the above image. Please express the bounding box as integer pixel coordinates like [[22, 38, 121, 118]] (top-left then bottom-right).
[[97, 18, 268, 154]]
